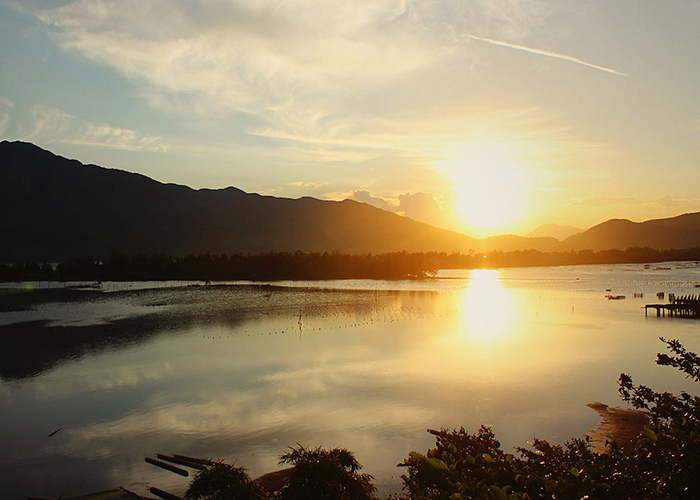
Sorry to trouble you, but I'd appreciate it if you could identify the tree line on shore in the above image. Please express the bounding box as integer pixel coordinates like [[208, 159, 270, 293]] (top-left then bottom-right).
[[2, 247, 700, 282]]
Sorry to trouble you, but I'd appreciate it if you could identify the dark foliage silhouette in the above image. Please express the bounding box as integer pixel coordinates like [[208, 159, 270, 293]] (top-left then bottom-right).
[[399, 338, 700, 500]]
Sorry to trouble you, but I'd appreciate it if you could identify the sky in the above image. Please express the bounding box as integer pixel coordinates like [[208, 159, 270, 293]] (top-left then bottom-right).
[[1, 0, 699, 238]]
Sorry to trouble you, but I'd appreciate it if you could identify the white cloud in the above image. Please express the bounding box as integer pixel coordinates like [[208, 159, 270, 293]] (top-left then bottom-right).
[[347, 188, 456, 229], [22, 1, 447, 132], [26, 104, 169, 152], [0, 97, 14, 136], [0, 114, 9, 136], [349, 190, 399, 212], [15, 0, 558, 149], [287, 181, 321, 190]]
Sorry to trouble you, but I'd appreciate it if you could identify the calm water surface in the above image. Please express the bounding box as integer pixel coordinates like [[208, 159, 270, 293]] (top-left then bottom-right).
[[2, 263, 700, 498]]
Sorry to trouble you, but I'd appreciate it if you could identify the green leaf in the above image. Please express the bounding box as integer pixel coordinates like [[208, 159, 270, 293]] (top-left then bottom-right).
[[426, 457, 450, 474], [636, 437, 654, 448], [489, 485, 508, 500], [570, 467, 580, 477], [642, 428, 658, 442], [482, 453, 495, 463]]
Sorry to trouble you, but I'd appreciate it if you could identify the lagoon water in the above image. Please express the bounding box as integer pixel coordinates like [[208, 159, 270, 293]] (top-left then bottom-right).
[[2, 263, 700, 499]]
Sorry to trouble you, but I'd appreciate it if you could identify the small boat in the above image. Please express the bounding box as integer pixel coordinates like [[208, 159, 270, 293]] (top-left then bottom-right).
[[656, 292, 665, 299], [633, 292, 644, 298]]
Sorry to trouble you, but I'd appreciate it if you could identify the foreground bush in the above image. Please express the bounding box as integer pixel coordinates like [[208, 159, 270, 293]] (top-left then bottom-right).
[[185, 462, 269, 500], [277, 445, 377, 500], [185, 445, 377, 500], [399, 338, 700, 500]]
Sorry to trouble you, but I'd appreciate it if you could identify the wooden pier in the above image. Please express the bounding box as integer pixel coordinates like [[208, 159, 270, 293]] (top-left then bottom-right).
[[645, 294, 700, 318]]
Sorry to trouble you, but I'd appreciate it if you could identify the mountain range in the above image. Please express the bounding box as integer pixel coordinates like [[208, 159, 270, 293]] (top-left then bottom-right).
[[1, 140, 699, 263], [526, 224, 583, 240]]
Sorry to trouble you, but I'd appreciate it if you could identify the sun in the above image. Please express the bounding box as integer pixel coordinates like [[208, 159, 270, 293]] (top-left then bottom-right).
[[444, 143, 528, 236]]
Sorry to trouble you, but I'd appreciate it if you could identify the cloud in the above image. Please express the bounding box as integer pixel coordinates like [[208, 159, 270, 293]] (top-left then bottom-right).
[[287, 181, 321, 190], [0, 114, 9, 136], [14, 1, 563, 151], [577, 195, 700, 210], [465, 34, 627, 76], [10, 0, 625, 200], [348, 189, 454, 229], [349, 190, 399, 212], [576, 197, 647, 207], [26, 105, 169, 152], [397, 192, 446, 225], [20, 1, 448, 135], [0, 98, 14, 136]]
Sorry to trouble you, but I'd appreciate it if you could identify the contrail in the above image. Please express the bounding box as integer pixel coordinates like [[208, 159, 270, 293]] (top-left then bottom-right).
[[467, 34, 627, 77]]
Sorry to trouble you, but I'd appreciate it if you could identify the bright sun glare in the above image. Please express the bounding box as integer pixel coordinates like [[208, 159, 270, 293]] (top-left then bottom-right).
[[446, 143, 527, 236], [461, 269, 517, 341]]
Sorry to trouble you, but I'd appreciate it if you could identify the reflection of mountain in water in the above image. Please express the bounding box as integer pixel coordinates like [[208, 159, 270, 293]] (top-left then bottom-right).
[[1, 316, 170, 380], [0, 285, 388, 380]]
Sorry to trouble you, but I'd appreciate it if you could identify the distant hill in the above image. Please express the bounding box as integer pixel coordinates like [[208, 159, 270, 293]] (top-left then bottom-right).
[[0, 141, 479, 262], [479, 234, 562, 253], [562, 213, 700, 251], [526, 223, 583, 241]]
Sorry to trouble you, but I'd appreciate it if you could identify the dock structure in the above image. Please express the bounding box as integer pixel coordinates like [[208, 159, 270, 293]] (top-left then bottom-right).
[[645, 294, 700, 318]]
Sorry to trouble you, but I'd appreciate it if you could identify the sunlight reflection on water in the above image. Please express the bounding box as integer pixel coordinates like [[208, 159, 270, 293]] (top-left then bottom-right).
[[2, 263, 700, 499], [461, 269, 517, 341]]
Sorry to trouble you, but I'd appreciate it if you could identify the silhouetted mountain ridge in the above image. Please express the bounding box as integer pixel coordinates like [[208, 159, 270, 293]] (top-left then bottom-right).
[[3, 141, 700, 263], [526, 223, 583, 241], [0, 141, 479, 262], [562, 213, 700, 251]]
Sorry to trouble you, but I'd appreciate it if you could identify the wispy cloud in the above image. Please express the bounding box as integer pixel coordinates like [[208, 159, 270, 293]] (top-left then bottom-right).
[[576, 195, 700, 209], [466, 34, 627, 76], [15, 0, 559, 151], [287, 181, 321, 190], [0, 97, 14, 136], [26, 105, 169, 152]]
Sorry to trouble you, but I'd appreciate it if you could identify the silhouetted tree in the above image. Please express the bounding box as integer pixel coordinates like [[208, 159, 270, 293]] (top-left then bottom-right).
[[185, 462, 269, 500], [277, 445, 377, 500]]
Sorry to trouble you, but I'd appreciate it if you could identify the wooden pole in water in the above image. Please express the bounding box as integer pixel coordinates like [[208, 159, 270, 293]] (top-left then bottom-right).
[[145, 457, 189, 476], [120, 486, 147, 499], [157, 454, 207, 470], [149, 487, 185, 500], [173, 454, 217, 466]]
